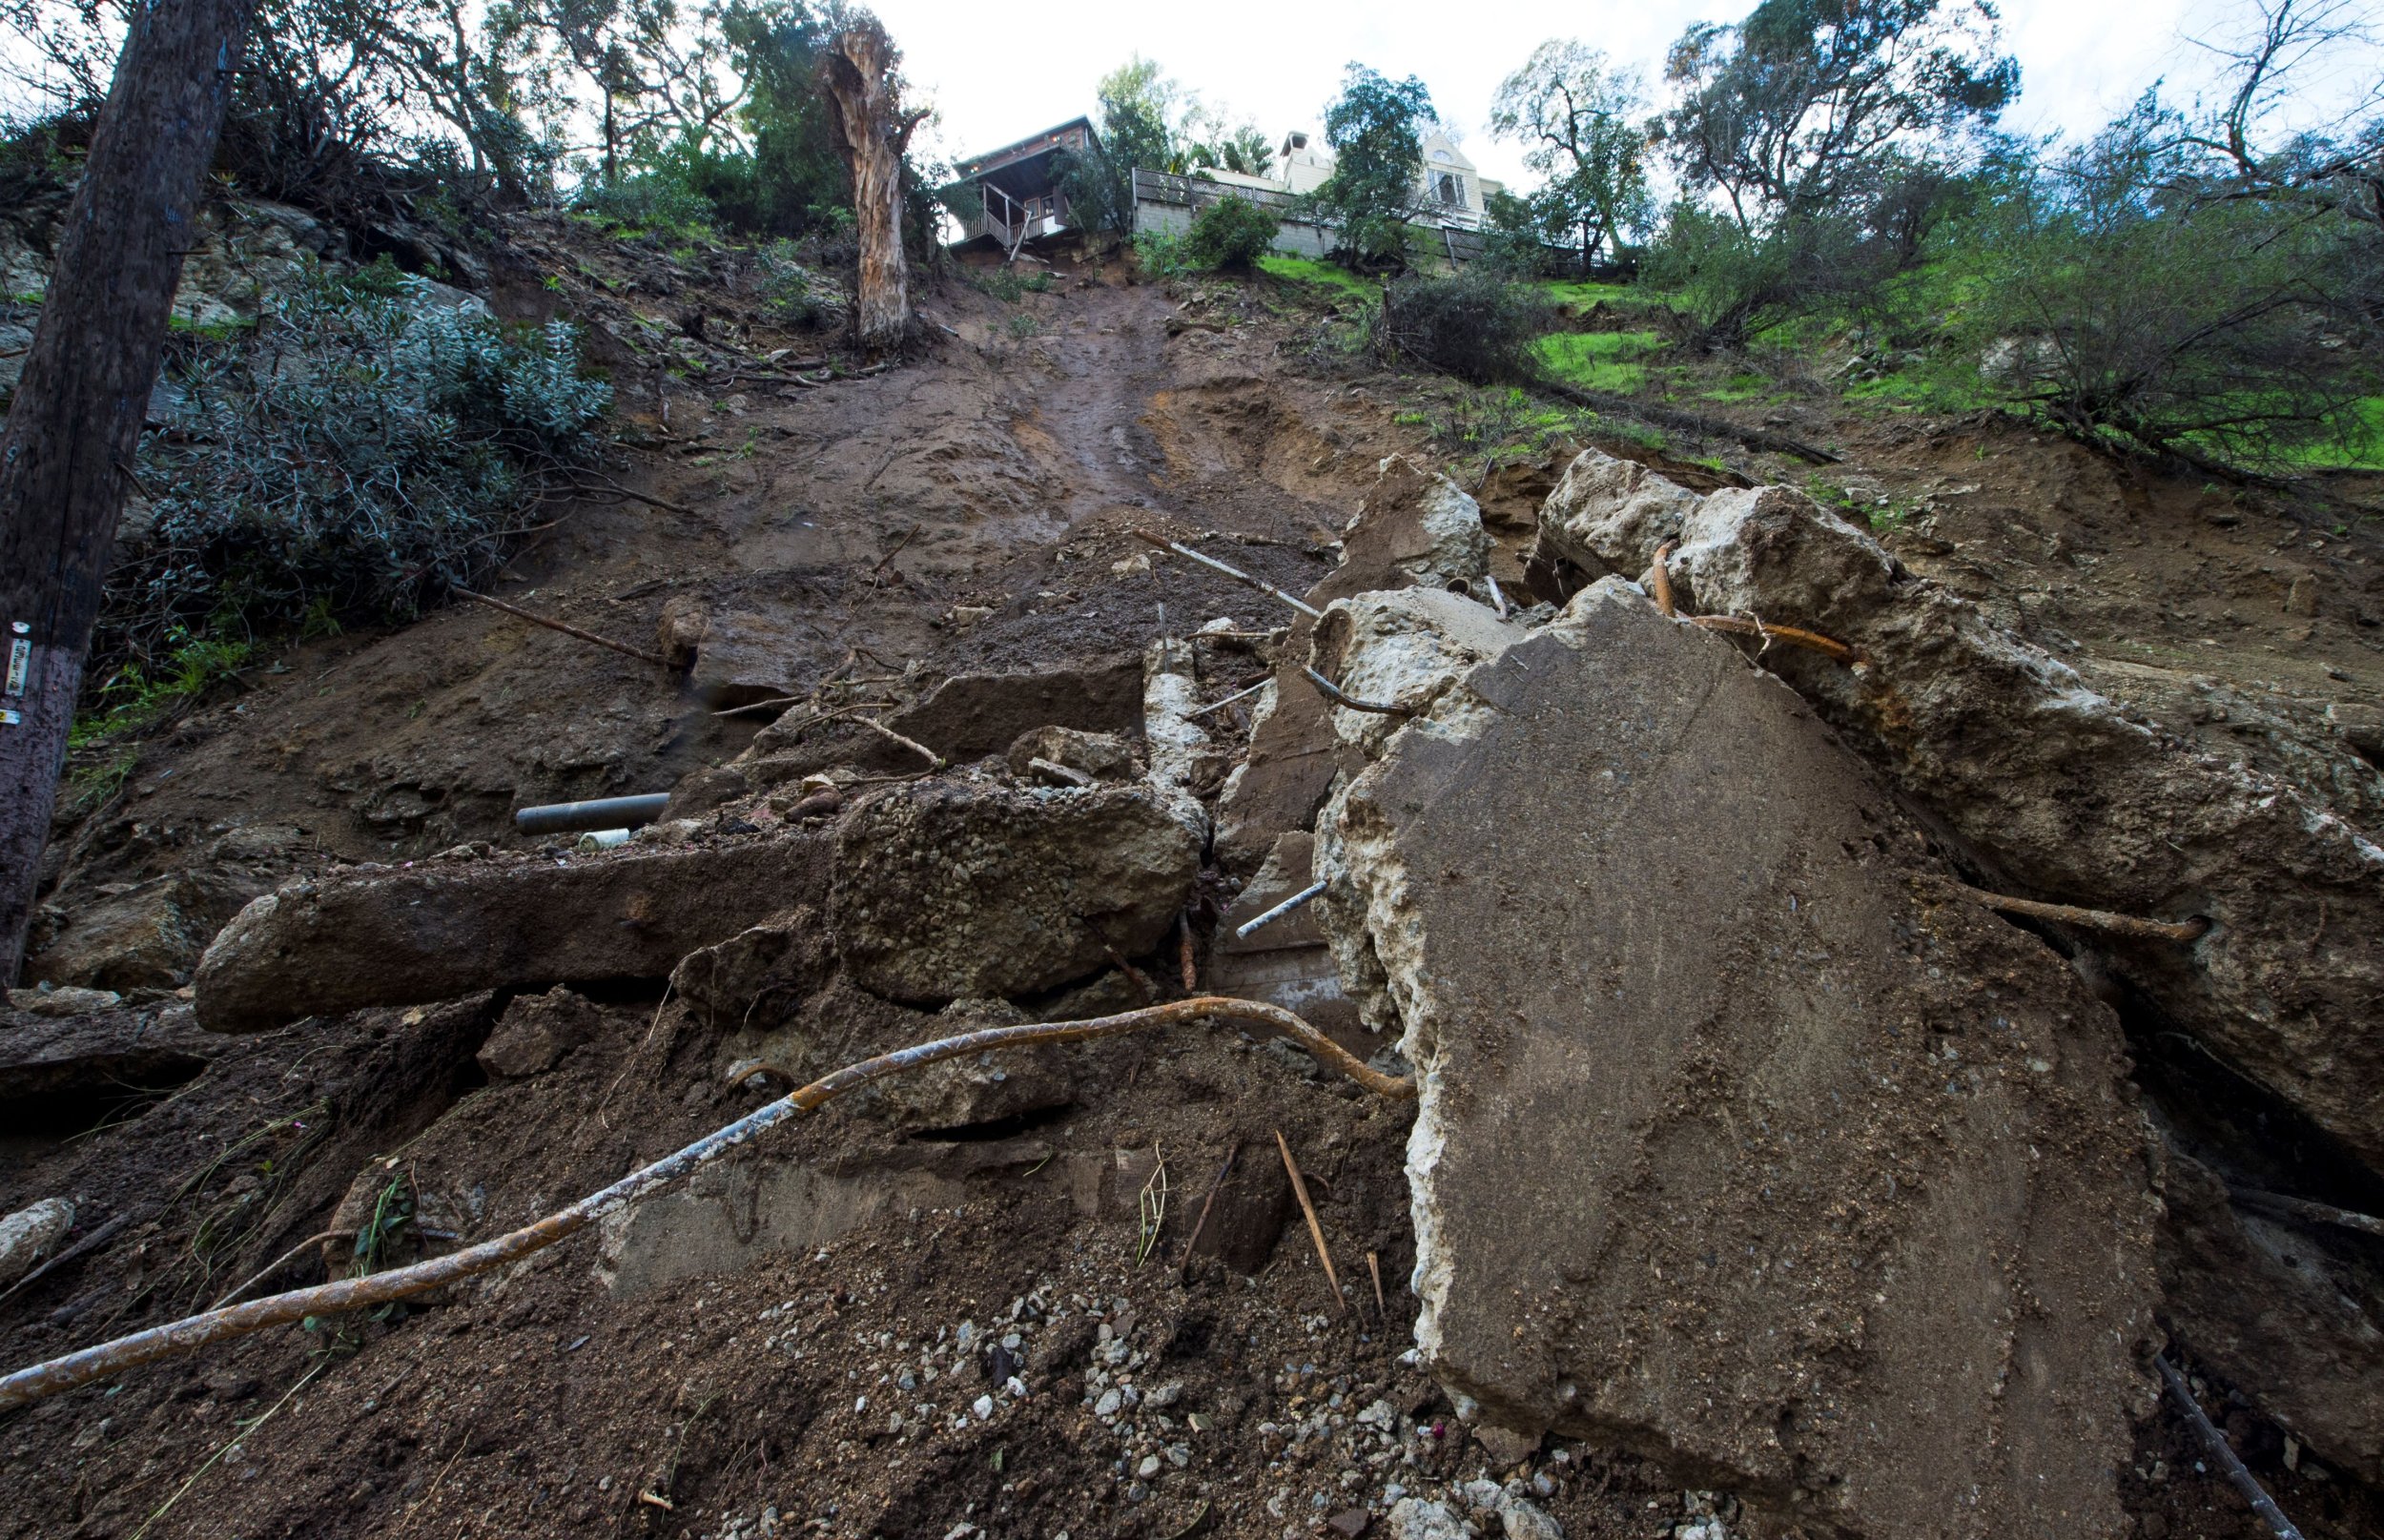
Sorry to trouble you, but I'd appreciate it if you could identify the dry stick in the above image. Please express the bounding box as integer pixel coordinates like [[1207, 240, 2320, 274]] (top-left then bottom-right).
[[1952, 881, 2209, 944], [0, 1212, 132, 1308], [847, 711, 946, 770], [2154, 1354, 2306, 1540], [1647, 541, 1678, 618], [1685, 613, 1860, 667], [1177, 1142, 1240, 1281], [1367, 1251, 1387, 1319], [1186, 679, 1268, 719], [1301, 666, 1411, 716], [2228, 1186, 2384, 1239], [1177, 911, 1199, 994], [452, 586, 671, 667], [1276, 1130, 1345, 1316], [552, 471, 696, 518], [1132, 529, 1324, 620], [0, 997, 1408, 1413], [872, 522, 922, 573]]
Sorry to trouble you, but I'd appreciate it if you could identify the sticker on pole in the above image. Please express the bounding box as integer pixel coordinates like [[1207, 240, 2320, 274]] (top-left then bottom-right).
[[4, 635, 29, 699]]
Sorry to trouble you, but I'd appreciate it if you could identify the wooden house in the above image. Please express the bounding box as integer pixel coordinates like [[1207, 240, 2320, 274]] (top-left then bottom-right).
[[950, 117, 1098, 255]]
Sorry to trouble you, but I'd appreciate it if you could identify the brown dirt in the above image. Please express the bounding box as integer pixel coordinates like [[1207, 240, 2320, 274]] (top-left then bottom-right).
[[6, 233, 2383, 1540]]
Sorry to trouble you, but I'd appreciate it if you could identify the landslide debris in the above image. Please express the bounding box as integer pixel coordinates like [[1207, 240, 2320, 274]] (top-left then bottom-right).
[[1312, 577, 2159, 1536]]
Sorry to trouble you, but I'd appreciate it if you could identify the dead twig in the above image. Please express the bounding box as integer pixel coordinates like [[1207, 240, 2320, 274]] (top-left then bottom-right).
[[1177, 1142, 1239, 1280], [1685, 613, 1860, 667], [207, 1230, 351, 1311], [0, 1212, 131, 1309], [1302, 666, 1412, 716], [1952, 881, 2209, 944], [2154, 1355, 2306, 1540], [0, 998, 1408, 1413], [1367, 1250, 1387, 1319], [1136, 1146, 1171, 1265], [872, 522, 922, 573], [452, 586, 672, 668], [1178, 911, 1199, 994], [1133, 529, 1323, 620], [1276, 1130, 1345, 1316], [1647, 541, 1678, 617], [848, 711, 946, 770], [551, 471, 697, 518]]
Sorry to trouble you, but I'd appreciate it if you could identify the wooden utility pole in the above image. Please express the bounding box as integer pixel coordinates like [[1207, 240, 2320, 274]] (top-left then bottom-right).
[[0, 0, 254, 982], [819, 15, 923, 356]]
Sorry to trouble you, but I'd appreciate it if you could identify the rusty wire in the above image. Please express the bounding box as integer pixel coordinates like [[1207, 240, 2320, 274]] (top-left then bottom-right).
[[0, 997, 1408, 1414]]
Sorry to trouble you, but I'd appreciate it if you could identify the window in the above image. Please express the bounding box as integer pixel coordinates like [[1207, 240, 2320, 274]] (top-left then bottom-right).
[[1433, 172, 1464, 206]]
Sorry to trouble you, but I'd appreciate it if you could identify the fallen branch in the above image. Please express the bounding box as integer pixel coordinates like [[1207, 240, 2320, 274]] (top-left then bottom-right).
[[1531, 376, 1841, 465], [452, 586, 672, 668], [0, 997, 1408, 1413], [1301, 666, 1412, 716], [2228, 1186, 2384, 1240], [1686, 613, 1861, 667], [1277, 1130, 1345, 1316], [1952, 881, 2209, 944], [1367, 1250, 1387, 1319], [2154, 1354, 2306, 1540], [551, 471, 697, 518], [1186, 680, 1269, 720], [1133, 529, 1323, 620], [847, 711, 946, 770]]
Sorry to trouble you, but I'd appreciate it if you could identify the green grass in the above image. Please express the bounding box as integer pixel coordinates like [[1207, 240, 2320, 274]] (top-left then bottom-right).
[[1531, 330, 1662, 393], [2272, 398, 2384, 470], [1257, 255, 1377, 304]]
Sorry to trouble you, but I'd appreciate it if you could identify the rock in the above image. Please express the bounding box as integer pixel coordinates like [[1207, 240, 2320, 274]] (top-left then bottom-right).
[[2156, 1147, 2384, 1484], [1471, 1422, 1541, 1468], [670, 908, 833, 1031], [476, 986, 600, 1078], [0, 1003, 216, 1111], [6, 985, 123, 1016], [1211, 832, 1364, 1047], [1497, 1497, 1563, 1540], [1215, 458, 1497, 874], [0, 1200, 75, 1286], [23, 868, 267, 991], [1316, 579, 2157, 1537], [676, 606, 835, 709], [195, 836, 829, 1032], [1535, 449, 2384, 1175], [891, 658, 1145, 764], [1006, 727, 1137, 783], [2328, 701, 2384, 762], [1384, 1498, 1469, 1540], [831, 783, 1198, 1003]]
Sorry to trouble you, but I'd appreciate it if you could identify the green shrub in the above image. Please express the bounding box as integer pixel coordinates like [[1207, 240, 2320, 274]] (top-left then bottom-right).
[[112, 263, 609, 658], [1133, 227, 1196, 279], [573, 171, 717, 237], [1184, 195, 1281, 269], [1371, 268, 1556, 383], [757, 239, 849, 329]]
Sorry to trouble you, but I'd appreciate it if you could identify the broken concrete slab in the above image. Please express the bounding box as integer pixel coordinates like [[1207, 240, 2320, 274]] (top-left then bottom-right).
[[2157, 1148, 2384, 1486], [1536, 449, 2384, 1174], [1318, 579, 2158, 1537], [670, 907, 834, 1032], [23, 867, 268, 991], [1210, 832, 1362, 1045], [1004, 726, 1137, 783], [1215, 458, 1495, 874], [890, 657, 1145, 764], [831, 781, 1198, 1004], [194, 836, 828, 1032], [0, 1201, 75, 1287], [0, 1000, 219, 1109]]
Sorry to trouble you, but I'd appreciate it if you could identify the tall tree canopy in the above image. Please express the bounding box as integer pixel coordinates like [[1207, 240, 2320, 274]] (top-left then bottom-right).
[[1660, 0, 2018, 228], [1311, 64, 1436, 268], [1490, 40, 1654, 264]]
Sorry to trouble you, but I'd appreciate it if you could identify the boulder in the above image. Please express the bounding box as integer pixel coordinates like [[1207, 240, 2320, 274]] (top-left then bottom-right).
[[1316, 579, 2158, 1537], [1006, 726, 1138, 783], [1535, 449, 2384, 1174], [23, 867, 267, 991], [670, 907, 833, 1032], [891, 658, 1145, 763], [195, 836, 829, 1032], [831, 782, 1198, 1004]]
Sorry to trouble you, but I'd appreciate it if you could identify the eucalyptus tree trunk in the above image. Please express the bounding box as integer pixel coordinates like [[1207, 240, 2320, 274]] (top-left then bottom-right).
[[0, 0, 253, 982], [820, 17, 922, 356]]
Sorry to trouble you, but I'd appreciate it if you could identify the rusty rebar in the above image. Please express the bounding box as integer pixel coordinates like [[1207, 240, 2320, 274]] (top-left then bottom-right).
[[1952, 882, 2209, 944], [0, 997, 1408, 1413], [1648, 541, 1678, 617], [1301, 666, 1412, 716]]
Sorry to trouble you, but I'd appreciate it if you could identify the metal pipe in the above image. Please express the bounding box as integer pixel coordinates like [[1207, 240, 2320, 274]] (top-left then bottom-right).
[[513, 792, 670, 837], [1236, 880, 1327, 940]]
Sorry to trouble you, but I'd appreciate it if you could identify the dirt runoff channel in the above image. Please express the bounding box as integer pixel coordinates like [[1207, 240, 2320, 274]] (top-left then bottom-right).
[[7, 246, 2383, 1540]]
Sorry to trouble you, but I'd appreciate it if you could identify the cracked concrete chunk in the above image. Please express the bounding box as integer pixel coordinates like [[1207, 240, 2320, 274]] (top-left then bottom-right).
[[1535, 449, 2384, 1174], [476, 986, 600, 1078], [670, 907, 833, 1032], [194, 836, 828, 1032], [830, 782, 1198, 1003], [1319, 579, 2157, 1537]]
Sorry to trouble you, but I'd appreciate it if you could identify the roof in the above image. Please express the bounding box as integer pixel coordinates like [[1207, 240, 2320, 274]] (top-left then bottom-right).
[[955, 117, 1100, 180]]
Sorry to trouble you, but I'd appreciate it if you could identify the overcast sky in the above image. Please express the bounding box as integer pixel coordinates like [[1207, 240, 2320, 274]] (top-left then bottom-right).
[[884, 0, 2363, 189]]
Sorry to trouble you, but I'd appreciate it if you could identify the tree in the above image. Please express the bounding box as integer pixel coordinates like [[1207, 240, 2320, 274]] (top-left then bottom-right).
[[0, 0, 254, 981], [1053, 55, 1182, 236], [1490, 40, 1654, 267], [1659, 0, 2017, 229], [818, 12, 921, 353], [1311, 64, 1436, 269]]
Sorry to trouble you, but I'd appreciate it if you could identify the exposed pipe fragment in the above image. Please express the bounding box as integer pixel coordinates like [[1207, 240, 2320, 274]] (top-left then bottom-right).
[[1235, 880, 1326, 941], [2153, 1354, 2307, 1540], [513, 792, 670, 836]]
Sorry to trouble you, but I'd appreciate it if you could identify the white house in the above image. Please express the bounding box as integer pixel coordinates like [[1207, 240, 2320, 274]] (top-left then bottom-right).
[[1257, 127, 1504, 228]]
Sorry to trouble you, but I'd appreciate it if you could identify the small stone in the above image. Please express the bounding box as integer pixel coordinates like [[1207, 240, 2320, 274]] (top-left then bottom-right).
[[1146, 1381, 1183, 1407], [972, 1394, 994, 1420], [1385, 1498, 1469, 1540], [1095, 1388, 1123, 1419], [1138, 1454, 1162, 1479], [1498, 1496, 1564, 1540], [1463, 1480, 1505, 1513], [1327, 1506, 1373, 1537], [0, 1199, 75, 1286]]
